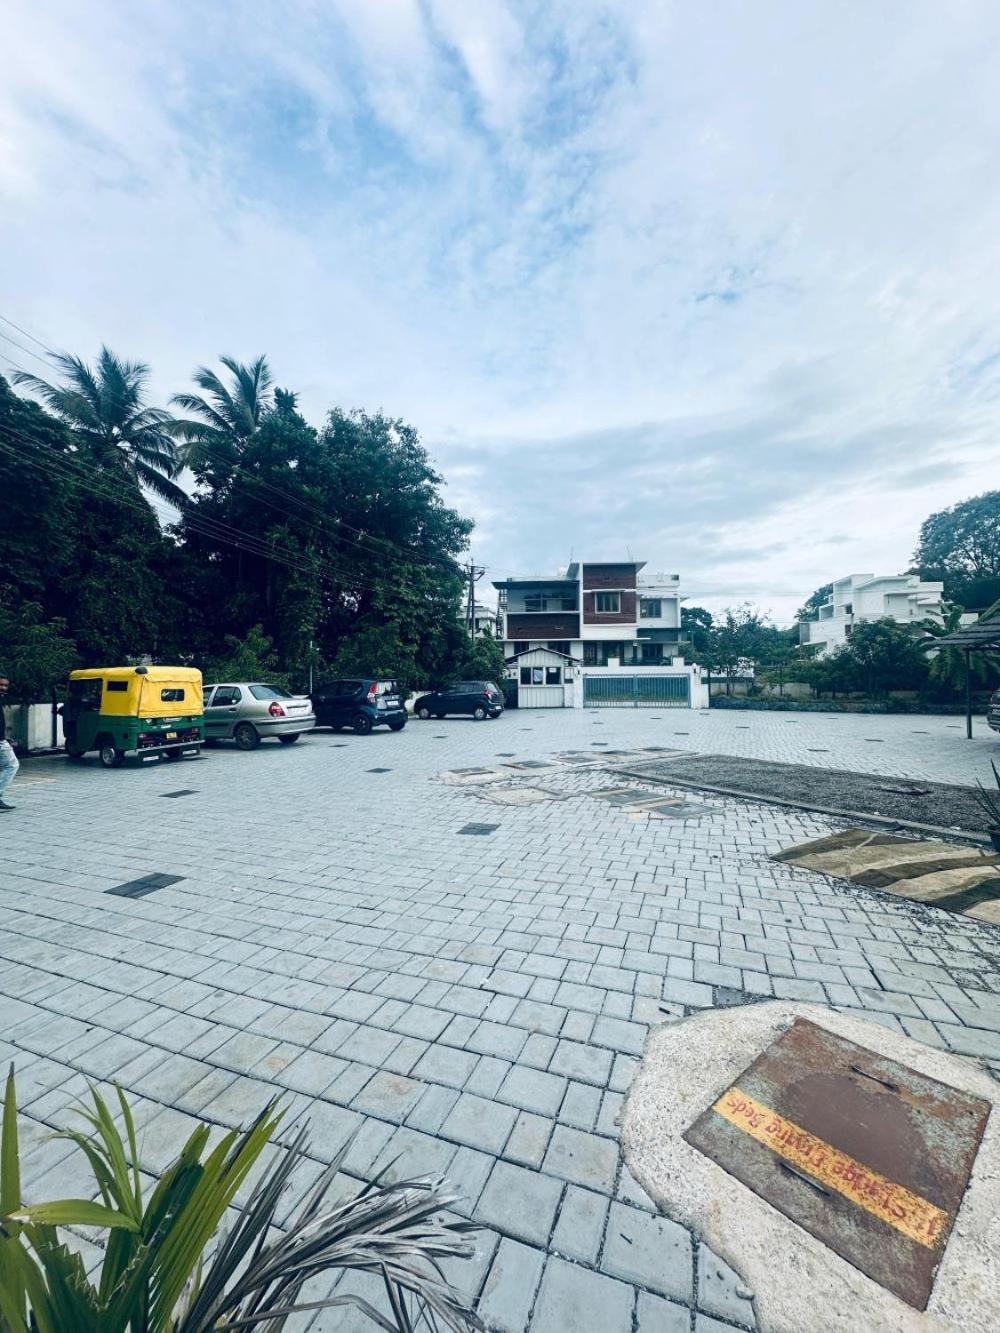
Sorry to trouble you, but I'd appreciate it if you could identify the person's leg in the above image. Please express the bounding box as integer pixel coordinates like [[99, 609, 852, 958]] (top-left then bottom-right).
[[0, 741, 19, 807]]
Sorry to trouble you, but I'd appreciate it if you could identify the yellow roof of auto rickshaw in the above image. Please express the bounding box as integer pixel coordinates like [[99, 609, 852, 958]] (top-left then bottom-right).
[[69, 666, 203, 682]]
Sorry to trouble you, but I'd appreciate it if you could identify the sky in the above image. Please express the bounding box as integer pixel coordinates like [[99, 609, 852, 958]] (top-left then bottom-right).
[[3, 1, 1000, 623]]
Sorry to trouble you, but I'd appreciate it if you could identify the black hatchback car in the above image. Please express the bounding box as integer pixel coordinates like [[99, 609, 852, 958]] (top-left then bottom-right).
[[311, 679, 407, 734], [414, 681, 504, 720]]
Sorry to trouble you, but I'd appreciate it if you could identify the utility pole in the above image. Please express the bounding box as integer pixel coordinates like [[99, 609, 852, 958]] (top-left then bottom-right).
[[466, 559, 485, 639]]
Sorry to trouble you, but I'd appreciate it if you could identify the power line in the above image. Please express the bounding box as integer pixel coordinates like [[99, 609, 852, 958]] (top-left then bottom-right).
[[0, 311, 467, 577]]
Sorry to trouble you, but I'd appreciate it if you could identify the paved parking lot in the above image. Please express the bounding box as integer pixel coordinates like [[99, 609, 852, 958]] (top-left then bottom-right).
[[3, 707, 1000, 1331]]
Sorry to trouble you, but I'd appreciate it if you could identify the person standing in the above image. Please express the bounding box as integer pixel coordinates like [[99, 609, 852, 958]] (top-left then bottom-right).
[[0, 676, 19, 811]]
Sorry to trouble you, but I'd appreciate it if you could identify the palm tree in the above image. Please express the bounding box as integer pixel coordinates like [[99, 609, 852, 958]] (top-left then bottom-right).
[[172, 355, 273, 472], [13, 347, 185, 504]]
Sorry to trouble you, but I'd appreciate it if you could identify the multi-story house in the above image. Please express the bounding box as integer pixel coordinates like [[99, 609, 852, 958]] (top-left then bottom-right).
[[493, 561, 687, 664], [798, 572, 945, 657], [461, 602, 498, 638], [491, 561, 706, 708]]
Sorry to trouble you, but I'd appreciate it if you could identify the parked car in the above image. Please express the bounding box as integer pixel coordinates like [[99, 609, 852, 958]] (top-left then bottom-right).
[[203, 683, 316, 750], [311, 679, 407, 734], [413, 681, 504, 720], [63, 666, 203, 768]]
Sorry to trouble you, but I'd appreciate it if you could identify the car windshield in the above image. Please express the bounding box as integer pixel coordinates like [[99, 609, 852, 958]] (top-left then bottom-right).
[[249, 684, 293, 700]]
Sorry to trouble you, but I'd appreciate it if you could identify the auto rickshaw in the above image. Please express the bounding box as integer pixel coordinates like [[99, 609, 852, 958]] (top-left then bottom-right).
[[63, 666, 204, 768]]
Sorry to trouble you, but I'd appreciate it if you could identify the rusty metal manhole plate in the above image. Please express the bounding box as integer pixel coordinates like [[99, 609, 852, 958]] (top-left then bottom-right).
[[683, 1018, 990, 1309]]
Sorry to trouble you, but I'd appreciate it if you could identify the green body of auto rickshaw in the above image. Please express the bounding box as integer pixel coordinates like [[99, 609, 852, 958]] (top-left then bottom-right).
[[63, 666, 204, 768]]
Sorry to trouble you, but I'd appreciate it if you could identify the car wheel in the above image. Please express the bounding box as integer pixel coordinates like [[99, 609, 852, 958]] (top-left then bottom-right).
[[472, 705, 487, 721], [352, 713, 373, 735], [98, 741, 124, 768], [234, 722, 260, 751], [417, 706, 431, 720], [388, 719, 406, 731], [278, 733, 300, 745]]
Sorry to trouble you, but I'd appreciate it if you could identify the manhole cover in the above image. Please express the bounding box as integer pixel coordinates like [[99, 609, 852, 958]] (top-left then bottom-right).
[[683, 1018, 990, 1309], [367, 767, 392, 773], [502, 760, 554, 770], [160, 789, 197, 798], [459, 823, 500, 835]]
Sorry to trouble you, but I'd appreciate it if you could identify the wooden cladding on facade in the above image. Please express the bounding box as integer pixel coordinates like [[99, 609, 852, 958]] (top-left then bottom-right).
[[582, 590, 637, 625], [582, 563, 638, 591], [506, 613, 580, 640]]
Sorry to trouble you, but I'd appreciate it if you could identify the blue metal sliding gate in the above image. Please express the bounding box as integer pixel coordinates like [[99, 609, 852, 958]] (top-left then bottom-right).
[[583, 674, 690, 708]]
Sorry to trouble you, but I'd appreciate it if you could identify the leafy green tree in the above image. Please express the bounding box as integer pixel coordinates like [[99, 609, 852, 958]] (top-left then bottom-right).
[[914, 492, 1000, 608], [840, 618, 928, 696], [706, 604, 769, 693], [795, 584, 833, 622], [204, 624, 291, 689], [0, 598, 78, 701], [455, 627, 506, 685], [681, 606, 713, 659], [12, 348, 184, 502]]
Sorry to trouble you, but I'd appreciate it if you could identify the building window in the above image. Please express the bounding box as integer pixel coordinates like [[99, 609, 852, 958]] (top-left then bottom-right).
[[595, 592, 621, 614], [547, 641, 570, 655], [583, 643, 598, 665], [561, 597, 578, 611], [640, 642, 663, 663], [640, 598, 661, 618], [546, 666, 562, 685], [524, 594, 543, 611], [519, 667, 532, 685], [513, 641, 529, 654]]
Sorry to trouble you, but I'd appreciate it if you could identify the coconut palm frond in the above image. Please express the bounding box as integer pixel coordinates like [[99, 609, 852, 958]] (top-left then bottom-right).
[[174, 357, 274, 464], [11, 347, 182, 497]]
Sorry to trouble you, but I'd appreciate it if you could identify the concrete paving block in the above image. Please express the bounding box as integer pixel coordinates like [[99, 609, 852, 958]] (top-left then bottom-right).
[[601, 1201, 693, 1303], [441, 1092, 517, 1155], [551, 1184, 608, 1264], [504, 1110, 553, 1168], [477, 1237, 545, 1332], [474, 1159, 563, 1246], [698, 1242, 757, 1326], [543, 1124, 619, 1192], [497, 1064, 566, 1117], [530, 1256, 634, 1333]]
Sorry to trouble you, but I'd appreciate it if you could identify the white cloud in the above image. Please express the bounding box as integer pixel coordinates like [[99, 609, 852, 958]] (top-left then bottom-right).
[[2, 0, 1000, 621]]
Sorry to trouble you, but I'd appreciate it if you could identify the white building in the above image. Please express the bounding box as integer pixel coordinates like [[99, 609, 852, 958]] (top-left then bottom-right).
[[798, 573, 945, 656], [462, 602, 498, 638], [492, 561, 707, 708]]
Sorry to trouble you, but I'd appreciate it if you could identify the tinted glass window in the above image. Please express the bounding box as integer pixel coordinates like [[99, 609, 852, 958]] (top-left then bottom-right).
[[211, 687, 240, 706], [249, 685, 292, 701], [161, 688, 185, 702], [519, 667, 531, 685]]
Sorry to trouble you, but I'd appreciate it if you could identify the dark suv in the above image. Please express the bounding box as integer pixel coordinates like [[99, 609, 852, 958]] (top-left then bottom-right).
[[311, 679, 407, 734], [413, 681, 504, 720]]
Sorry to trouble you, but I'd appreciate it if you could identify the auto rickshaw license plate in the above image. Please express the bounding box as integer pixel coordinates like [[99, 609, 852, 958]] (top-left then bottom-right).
[[165, 731, 177, 739]]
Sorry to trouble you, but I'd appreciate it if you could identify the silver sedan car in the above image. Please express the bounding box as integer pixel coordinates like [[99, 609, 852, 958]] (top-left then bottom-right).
[[203, 683, 316, 750]]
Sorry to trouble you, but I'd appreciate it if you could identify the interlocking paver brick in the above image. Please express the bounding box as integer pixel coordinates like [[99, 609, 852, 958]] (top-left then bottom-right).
[[441, 1092, 517, 1154], [601, 1201, 692, 1302], [550, 1039, 613, 1085], [550, 1184, 608, 1264], [697, 1242, 757, 1325], [477, 1237, 545, 1333], [497, 1065, 566, 1117], [531, 1256, 633, 1333], [637, 1292, 691, 1333], [474, 1159, 563, 1245], [543, 1124, 619, 1192]]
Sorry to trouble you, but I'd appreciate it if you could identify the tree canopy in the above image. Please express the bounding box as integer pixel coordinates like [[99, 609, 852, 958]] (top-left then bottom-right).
[[913, 492, 1000, 609], [0, 352, 478, 698]]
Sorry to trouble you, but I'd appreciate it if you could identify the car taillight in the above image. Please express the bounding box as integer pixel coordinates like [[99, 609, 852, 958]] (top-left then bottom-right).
[[268, 702, 286, 717], [367, 684, 378, 702]]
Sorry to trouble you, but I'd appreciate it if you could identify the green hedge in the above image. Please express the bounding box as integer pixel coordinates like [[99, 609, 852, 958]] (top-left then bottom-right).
[[708, 696, 987, 715]]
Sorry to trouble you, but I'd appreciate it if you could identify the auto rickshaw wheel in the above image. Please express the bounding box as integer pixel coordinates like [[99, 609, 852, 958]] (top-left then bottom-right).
[[65, 746, 86, 761], [98, 741, 124, 769], [233, 722, 260, 751]]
